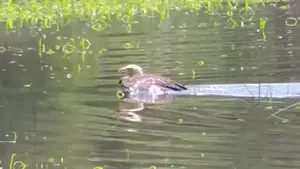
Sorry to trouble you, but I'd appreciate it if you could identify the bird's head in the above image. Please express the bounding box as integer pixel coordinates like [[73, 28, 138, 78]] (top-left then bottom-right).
[[119, 64, 144, 76]]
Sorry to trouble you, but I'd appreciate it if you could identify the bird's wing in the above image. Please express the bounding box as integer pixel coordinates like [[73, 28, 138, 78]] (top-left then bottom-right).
[[125, 74, 187, 91]]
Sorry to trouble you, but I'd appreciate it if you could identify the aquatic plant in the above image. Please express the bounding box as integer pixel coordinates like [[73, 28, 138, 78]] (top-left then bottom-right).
[[9, 153, 27, 169], [0, 0, 291, 32], [0, 0, 293, 82]]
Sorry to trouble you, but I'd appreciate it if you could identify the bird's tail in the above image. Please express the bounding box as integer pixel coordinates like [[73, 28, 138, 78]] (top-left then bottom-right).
[[164, 82, 187, 91]]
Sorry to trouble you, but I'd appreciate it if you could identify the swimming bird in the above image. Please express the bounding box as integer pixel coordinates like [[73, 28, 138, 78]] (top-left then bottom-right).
[[118, 64, 187, 92]]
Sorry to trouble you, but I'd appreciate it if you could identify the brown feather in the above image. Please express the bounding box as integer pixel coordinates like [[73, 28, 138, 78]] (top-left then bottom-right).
[[120, 74, 187, 91]]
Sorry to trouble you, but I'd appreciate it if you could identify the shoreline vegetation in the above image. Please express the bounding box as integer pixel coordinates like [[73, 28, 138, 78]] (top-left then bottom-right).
[[0, 0, 295, 85], [0, 0, 294, 82], [0, 0, 292, 62], [1, 0, 290, 32]]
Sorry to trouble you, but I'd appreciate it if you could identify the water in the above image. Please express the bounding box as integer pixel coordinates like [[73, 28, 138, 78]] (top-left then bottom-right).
[[1, 3, 300, 169]]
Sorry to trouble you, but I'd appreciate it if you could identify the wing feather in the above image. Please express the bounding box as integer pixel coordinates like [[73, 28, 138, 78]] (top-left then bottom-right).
[[120, 74, 187, 91]]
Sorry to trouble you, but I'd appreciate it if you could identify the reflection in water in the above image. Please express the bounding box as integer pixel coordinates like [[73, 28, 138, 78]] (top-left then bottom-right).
[[179, 83, 300, 98], [117, 81, 300, 124], [119, 90, 176, 104], [118, 90, 176, 122]]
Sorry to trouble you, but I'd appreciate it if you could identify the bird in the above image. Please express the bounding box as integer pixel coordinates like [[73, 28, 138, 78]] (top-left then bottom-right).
[[118, 64, 187, 92]]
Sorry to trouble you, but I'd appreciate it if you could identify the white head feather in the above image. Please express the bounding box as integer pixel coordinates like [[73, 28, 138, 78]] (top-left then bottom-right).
[[119, 64, 144, 76]]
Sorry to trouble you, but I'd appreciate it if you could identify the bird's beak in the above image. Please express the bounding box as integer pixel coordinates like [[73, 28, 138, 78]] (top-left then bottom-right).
[[119, 67, 127, 73]]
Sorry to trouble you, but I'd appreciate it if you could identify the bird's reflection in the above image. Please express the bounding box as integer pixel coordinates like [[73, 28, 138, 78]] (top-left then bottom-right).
[[117, 90, 176, 122]]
